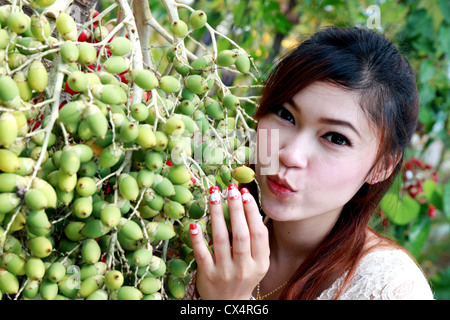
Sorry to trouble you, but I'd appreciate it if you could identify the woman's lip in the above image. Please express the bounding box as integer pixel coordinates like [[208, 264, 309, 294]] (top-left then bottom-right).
[[267, 177, 295, 197]]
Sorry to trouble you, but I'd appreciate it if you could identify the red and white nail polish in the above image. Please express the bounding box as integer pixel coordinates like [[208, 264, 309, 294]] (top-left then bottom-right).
[[189, 223, 199, 235], [209, 186, 221, 204], [228, 183, 240, 200], [240, 188, 251, 204]]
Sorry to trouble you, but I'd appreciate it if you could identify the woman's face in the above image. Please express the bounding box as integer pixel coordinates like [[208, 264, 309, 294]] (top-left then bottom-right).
[[254, 81, 380, 223]]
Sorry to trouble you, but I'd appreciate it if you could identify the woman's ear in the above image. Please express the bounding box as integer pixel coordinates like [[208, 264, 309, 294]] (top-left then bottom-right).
[[367, 153, 402, 184]]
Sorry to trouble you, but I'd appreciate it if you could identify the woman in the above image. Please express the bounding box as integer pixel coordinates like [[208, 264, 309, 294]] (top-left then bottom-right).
[[187, 27, 434, 300]]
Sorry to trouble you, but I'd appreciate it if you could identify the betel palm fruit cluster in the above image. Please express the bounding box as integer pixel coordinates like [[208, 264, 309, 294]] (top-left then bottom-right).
[[0, 0, 259, 300]]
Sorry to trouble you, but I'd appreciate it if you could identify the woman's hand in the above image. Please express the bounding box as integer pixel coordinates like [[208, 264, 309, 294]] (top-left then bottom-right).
[[189, 183, 270, 300]]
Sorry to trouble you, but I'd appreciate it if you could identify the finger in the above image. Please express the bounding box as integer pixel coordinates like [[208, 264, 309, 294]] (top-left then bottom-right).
[[208, 186, 231, 262], [227, 183, 251, 262], [189, 223, 214, 270], [240, 188, 270, 261]]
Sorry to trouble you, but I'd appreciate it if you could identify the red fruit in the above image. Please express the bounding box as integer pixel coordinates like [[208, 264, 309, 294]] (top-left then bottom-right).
[[92, 10, 101, 27], [407, 185, 419, 199], [428, 204, 436, 218], [143, 91, 151, 102], [78, 30, 91, 42], [166, 160, 174, 167], [431, 171, 438, 182], [87, 64, 101, 71]]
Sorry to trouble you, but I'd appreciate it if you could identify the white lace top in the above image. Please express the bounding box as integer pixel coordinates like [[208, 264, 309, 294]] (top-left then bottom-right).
[[185, 249, 434, 300], [316, 249, 434, 300]]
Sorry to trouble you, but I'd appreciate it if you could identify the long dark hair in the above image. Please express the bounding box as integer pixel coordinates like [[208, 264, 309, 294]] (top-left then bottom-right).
[[241, 26, 419, 299]]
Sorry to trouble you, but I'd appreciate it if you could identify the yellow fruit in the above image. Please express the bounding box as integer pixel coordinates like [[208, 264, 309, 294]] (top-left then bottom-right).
[[72, 196, 93, 219], [135, 124, 156, 149], [25, 257, 45, 281], [28, 236, 53, 258], [168, 275, 185, 299], [104, 270, 123, 290], [109, 36, 131, 56], [164, 200, 184, 219], [131, 69, 158, 91], [117, 286, 143, 300], [46, 262, 66, 283], [24, 189, 48, 211], [60, 150, 81, 175], [118, 173, 139, 201], [0, 75, 20, 108], [64, 221, 85, 241], [138, 277, 161, 295], [100, 204, 121, 228], [104, 56, 130, 74], [118, 219, 143, 241], [168, 165, 191, 185], [0, 149, 20, 173], [30, 14, 50, 41], [164, 115, 185, 136], [13, 71, 32, 102], [153, 174, 175, 197], [171, 19, 188, 38], [189, 10, 207, 29], [67, 70, 88, 93], [185, 74, 207, 95], [81, 239, 101, 264], [167, 258, 189, 278], [159, 75, 180, 93], [29, 0, 57, 9], [28, 60, 48, 92], [235, 54, 251, 74], [0, 269, 19, 294], [132, 248, 152, 267], [99, 144, 123, 168], [39, 279, 58, 300], [232, 165, 255, 183], [84, 104, 109, 139], [7, 11, 30, 34], [56, 12, 77, 41], [78, 43, 97, 66], [0, 112, 18, 148], [217, 49, 237, 67]]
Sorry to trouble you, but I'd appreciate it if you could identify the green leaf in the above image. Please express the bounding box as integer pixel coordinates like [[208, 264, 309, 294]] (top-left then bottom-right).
[[423, 179, 443, 211], [443, 181, 450, 219], [232, 1, 247, 28], [407, 213, 432, 257], [419, 59, 435, 83], [438, 23, 450, 57], [380, 193, 421, 225], [438, 0, 450, 24]]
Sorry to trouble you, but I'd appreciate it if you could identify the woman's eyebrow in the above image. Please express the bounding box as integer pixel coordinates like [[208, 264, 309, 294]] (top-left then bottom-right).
[[286, 98, 361, 138], [318, 117, 361, 138]]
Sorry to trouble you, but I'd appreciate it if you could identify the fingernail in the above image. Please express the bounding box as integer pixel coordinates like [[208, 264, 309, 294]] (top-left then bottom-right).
[[228, 183, 239, 200], [189, 223, 199, 235], [240, 188, 251, 204], [209, 186, 221, 204]]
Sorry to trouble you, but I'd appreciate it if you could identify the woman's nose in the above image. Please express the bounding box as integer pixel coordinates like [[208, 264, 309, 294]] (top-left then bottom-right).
[[278, 132, 309, 169]]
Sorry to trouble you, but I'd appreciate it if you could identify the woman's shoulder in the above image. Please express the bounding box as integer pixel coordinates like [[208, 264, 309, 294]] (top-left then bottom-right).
[[318, 248, 434, 300]]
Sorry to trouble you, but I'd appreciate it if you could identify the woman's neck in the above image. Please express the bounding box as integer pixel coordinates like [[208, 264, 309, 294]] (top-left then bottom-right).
[[268, 209, 341, 268]]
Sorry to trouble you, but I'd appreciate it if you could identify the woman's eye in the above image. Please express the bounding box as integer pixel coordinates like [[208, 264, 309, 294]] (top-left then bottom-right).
[[275, 106, 294, 123], [323, 132, 351, 146]]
